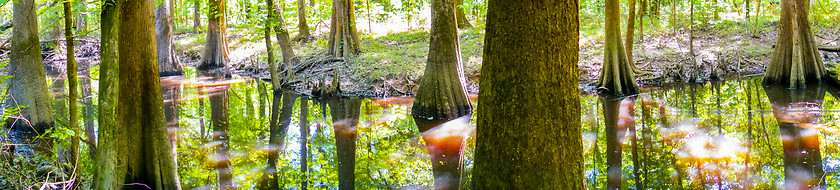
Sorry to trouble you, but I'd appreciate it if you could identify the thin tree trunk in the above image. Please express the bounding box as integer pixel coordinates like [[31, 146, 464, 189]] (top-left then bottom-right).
[[625, 0, 637, 66], [455, 0, 472, 28], [271, 0, 298, 78], [294, 0, 311, 42], [598, 0, 640, 96], [473, 0, 583, 188], [76, 0, 87, 34], [193, 0, 201, 33], [63, 0, 81, 179]]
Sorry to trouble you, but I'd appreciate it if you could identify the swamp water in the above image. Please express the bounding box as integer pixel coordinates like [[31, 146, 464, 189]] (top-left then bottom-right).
[[5, 73, 840, 189]]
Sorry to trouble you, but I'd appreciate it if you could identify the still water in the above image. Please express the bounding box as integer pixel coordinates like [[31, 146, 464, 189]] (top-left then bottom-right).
[[159, 73, 840, 189]]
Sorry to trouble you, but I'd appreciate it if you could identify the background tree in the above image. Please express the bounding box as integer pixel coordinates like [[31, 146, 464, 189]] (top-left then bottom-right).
[[92, 0, 182, 188], [62, 0, 81, 179], [193, 0, 201, 32], [455, 0, 471, 28], [199, 0, 229, 70], [411, 0, 473, 188], [6, 0, 54, 132], [597, 0, 639, 96], [473, 0, 584, 188], [625, 0, 637, 65], [763, 0, 825, 88], [294, 0, 311, 41], [270, 0, 297, 75], [158, 0, 184, 76], [327, 0, 361, 58]]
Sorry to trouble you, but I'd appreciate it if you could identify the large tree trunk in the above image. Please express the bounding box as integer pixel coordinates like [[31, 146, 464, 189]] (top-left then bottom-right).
[[92, 0, 182, 188], [329, 98, 361, 190], [763, 0, 825, 88], [412, 0, 472, 121], [294, 0, 312, 42], [92, 1, 121, 188], [327, 0, 361, 58], [412, 0, 473, 188], [6, 0, 54, 133], [158, 0, 184, 76], [598, 0, 639, 96], [198, 0, 229, 70], [63, 0, 82, 179], [454, 0, 472, 28], [473, 0, 584, 189], [763, 85, 826, 189]]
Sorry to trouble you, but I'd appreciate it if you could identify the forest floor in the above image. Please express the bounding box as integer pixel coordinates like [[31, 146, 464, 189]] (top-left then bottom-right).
[[172, 21, 840, 96]]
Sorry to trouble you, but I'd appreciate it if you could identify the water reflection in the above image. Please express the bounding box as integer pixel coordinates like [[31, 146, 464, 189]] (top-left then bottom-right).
[[328, 98, 362, 190], [764, 85, 827, 190]]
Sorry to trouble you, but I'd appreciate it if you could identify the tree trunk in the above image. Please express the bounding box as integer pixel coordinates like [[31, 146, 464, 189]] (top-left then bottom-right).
[[76, 0, 88, 34], [294, 0, 311, 42], [763, 0, 825, 88], [329, 98, 361, 190], [625, 0, 637, 67], [63, 0, 82, 179], [412, 0, 473, 121], [81, 57, 96, 159], [198, 0, 229, 70], [746, 0, 751, 19], [299, 96, 310, 190], [94, 0, 183, 188], [271, 0, 298, 77], [598, 0, 640, 96], [158, 0, 184, 76], [193, 0, 201, 33], [473, 0, 584, 188], [455, 0, 472, 28], [6, 0, 55, 133], [92, 1, 121, 188], [327, 0, 361, 58]]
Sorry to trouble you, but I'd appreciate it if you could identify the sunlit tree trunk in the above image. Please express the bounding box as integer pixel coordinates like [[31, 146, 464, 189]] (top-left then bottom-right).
[[763, 0, 825, 88], [158, 0, 184, 76], [92, 1, 121, 187], [6, 0, 54, 133], [329, 98, 361, 190], [473, 0, 583, 188], [598, 0, 640, 96], [199, 0, 229, 70], [294, 0, 311, 42], [270, 0, 298, 76], [93, 0, 182, 188], [327, 0, 361, 58], [455, 0, 472, 28]]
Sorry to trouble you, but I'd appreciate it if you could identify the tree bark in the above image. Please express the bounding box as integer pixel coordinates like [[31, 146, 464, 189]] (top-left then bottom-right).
[[271, 0, 298, 78], [193, 0, 201, 33], [763, 0, 825, 88], [327, 0, 361, 58], [92, 1, 121, 188], [198, 0, 229, 70], [598, 0, 640, 96], [455, 0, 472, 28], [473, 0, 584, 189], [412, 0, 472, 121], [6, 0, 55, 133], [329, 98, 361, 190], [63, 0, 82, 180], [93, 0, 182, 188], [158, 0, 184, 76], [625, 0, 637, 67], [294, 0, 311, 42]]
